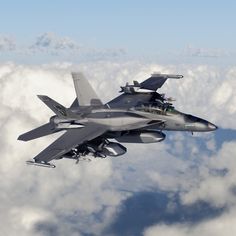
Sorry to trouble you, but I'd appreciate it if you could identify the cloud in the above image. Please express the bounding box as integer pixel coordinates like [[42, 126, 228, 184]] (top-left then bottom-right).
[[30, 32, 80, 53], [106, 191, 224, 236], [180, 140, 236, 207], [0, 61, 235, 235], [0, 35, 16, 51], [29, 32, 126, 58], [10, 207, 54, 231], [183, 45, 230, 58], [80, 47, 126, 60], [144, 207, 236, 236], [0, 33, 126, 61]]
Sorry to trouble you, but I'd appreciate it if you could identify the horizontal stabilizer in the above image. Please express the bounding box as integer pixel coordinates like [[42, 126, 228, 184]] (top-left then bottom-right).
[[18, 123, 60, 141], [37, 95, 68, 118]]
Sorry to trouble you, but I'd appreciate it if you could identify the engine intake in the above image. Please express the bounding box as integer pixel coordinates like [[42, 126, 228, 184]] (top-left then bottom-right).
[[49, 116, 84, 129]]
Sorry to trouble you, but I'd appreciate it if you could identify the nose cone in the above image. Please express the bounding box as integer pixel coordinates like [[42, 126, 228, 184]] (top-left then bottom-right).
[[195, 121, 218, 132], [207, 122, 218, 131], [183, 114, 218, 132]]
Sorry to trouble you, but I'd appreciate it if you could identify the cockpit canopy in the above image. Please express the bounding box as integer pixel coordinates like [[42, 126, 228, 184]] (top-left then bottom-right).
[[134, 101, 179, 115], [184, 114, 206, 123]]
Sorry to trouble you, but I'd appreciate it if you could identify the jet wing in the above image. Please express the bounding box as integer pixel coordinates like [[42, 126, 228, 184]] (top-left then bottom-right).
[[140, 73, 183, 91], [33, 123, 107, 164], [107, 73, 183, 108], [107, 93, 153, 109], [18, 122, 60, 141]]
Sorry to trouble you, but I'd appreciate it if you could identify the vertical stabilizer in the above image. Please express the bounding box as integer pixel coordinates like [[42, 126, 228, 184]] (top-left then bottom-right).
[[37, 95, 68, 118], [71, 72, 103, 106]]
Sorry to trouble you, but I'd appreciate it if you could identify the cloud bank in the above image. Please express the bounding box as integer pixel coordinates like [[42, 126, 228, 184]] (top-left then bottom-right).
[[0, 61, 235, 235], [183, 45, 230, 58], [31, 32, 80, 52], [0, 33, 126, 61]]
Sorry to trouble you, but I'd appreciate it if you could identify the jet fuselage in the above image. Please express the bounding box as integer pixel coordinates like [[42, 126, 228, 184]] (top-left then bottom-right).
[[63, 105, 217, 133]]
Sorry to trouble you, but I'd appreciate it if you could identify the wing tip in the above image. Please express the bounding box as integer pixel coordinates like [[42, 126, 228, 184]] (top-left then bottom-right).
[[37, 95, 50, 101], [26, 160, 56, 168], [18, 135, 29, 141]]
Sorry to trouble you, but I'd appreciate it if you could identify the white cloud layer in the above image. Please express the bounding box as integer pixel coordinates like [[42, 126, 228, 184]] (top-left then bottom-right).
[[0, 61, 235, 235], [144, 206, 236, 236]]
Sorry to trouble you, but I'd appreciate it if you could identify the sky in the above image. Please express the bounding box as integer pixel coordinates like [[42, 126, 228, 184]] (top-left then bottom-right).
[[0, 1, 236, 236], [0, 0, 236, 64]]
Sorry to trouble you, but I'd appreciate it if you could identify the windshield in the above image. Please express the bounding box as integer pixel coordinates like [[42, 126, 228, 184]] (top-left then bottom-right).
[[184, 114, 203, 123]]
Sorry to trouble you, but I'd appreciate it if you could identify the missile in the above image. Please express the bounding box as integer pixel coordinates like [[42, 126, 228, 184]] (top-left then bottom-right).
[[151, 73, 184, 79], [26, 160, 56, 168]]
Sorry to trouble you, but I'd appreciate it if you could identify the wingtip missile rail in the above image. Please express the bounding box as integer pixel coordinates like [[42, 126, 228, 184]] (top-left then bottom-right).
[[26, 160, 56, 168]]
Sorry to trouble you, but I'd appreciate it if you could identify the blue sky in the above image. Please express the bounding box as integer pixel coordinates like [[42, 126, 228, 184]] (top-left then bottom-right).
[[1, 0, 236, 63]]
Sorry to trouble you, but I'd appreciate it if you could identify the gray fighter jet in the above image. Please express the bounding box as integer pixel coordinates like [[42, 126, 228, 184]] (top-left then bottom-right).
[[18, 73, 217, 168]]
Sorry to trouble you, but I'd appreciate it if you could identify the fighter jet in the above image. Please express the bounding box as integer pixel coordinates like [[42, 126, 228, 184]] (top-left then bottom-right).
[[18, 73, 217, 168]]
